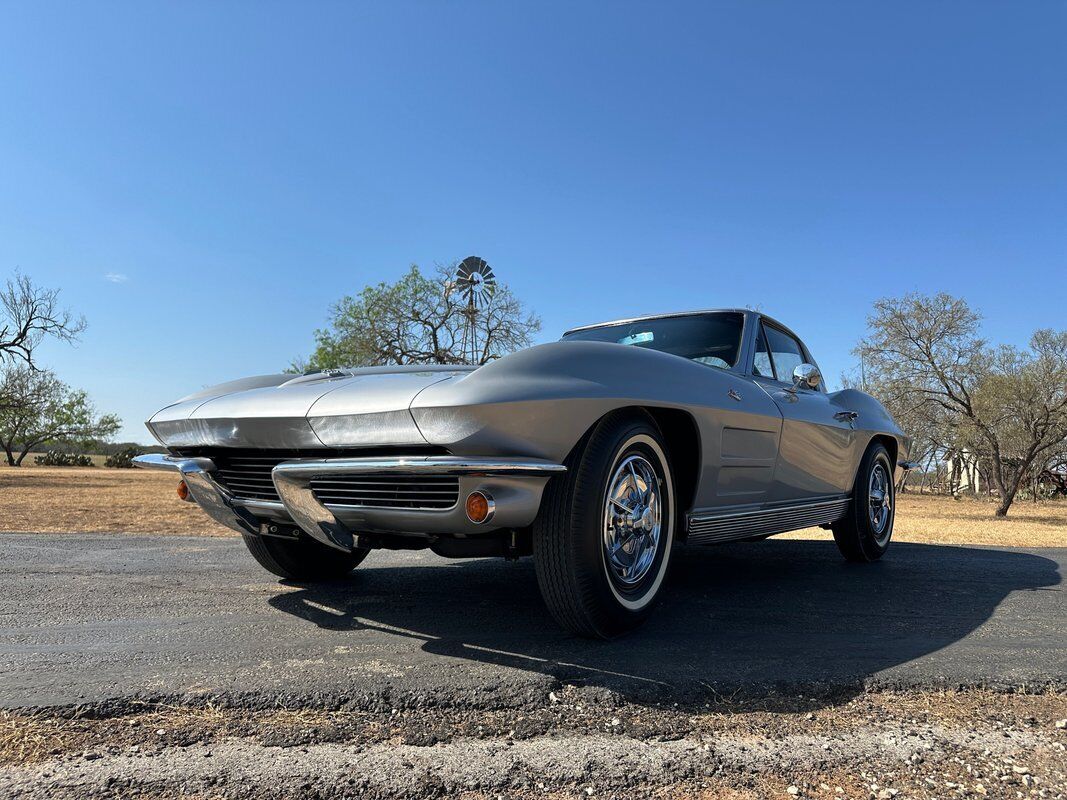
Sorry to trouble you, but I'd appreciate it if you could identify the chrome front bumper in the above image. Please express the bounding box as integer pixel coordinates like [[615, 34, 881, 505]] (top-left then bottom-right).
[[133, 454, 565, 551], [133, 454, 263, 536]]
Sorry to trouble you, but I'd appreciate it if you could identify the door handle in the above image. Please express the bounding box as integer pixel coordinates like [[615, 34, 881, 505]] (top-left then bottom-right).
[[834, 411, 858, 422]]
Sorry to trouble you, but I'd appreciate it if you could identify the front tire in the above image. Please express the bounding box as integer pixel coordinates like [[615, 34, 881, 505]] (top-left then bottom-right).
[[533, 412, 676, 638], [241, 532, 369, 580], [831, 443, 895, 562]]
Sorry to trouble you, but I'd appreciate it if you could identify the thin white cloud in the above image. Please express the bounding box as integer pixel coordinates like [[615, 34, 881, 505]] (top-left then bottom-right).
[[104, 272, 128, 283]]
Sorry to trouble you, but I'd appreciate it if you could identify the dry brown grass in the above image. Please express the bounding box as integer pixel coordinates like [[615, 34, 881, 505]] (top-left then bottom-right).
[[887, 491, 1066, 547], [1, 464, 1065, 545], [784, 491, 1067, 547], [0, 465, 230, 536]]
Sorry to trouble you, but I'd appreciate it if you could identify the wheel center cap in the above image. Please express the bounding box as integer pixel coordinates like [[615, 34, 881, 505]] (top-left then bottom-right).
[[633, 506, 653, 532]]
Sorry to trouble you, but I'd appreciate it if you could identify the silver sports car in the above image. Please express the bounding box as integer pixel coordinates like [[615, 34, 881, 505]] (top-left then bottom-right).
[[137, 309, 915, 637]]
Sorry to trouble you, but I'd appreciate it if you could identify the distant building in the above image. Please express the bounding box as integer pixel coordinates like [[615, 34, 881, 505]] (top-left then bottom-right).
[[955, 449, 985, 494]]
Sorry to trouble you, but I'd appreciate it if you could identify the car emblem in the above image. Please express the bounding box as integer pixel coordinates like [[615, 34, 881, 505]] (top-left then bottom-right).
[[728, 389, 742, 402]]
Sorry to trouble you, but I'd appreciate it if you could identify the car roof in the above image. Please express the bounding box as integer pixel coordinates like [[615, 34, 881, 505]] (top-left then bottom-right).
[[563, 308, 801, 342]]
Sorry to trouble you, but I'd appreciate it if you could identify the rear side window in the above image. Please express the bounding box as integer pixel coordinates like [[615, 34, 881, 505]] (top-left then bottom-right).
[[763, 325, 806, 382]]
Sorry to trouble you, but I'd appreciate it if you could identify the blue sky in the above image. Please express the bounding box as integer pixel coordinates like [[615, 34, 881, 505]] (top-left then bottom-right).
[[2, 2, 1064, 442]]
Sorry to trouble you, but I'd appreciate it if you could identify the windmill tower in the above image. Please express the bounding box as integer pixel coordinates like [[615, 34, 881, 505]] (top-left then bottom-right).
[[453, 256, 497, 364]]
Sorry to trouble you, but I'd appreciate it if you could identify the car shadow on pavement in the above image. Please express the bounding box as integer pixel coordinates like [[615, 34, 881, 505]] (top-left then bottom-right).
[[268, 539, 1061, 707]]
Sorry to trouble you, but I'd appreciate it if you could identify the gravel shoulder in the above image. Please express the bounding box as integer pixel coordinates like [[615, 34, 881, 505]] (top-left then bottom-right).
[[2, 688, 1065, 799]]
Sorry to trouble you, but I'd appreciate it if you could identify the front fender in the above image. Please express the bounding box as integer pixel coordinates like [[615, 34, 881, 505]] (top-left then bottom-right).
[[409, 341, 760, 462]]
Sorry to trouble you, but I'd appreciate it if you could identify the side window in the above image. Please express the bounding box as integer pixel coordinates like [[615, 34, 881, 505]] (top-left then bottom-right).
[[764, 325, 806, 384], [753, 325, 775, 378]]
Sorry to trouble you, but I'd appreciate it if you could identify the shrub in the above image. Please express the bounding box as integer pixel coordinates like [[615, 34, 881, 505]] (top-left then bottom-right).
[[105, 446, 139, 469], [34, 450, 94, 467]]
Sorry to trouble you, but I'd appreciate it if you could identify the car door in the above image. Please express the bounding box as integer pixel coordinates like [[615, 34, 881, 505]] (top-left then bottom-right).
[[752, 321, 856, 503]]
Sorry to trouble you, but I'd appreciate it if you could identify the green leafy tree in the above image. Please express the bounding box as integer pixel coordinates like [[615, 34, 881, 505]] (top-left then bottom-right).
[[301, 264, 540, 371], [0, 365, 120, 466], [856, 293, 1067, 516]]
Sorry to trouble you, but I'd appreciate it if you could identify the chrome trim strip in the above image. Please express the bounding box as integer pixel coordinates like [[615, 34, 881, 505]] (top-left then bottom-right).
[[687, 497, 850, 545], [133, 454, 261, 535], [132, 453, 215, 473], [237, 498, 288, 513], [272, 456, 567, 478]]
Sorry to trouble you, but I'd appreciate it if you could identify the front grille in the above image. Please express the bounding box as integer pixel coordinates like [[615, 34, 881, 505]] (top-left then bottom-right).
[[188, 446, 453, 505], [212, 456, 289, 502], [310, 474, 459, 510], [205, 452, 460, 510]]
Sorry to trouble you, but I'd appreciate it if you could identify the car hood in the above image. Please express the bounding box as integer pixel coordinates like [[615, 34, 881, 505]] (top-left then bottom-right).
[[147, 365, 476, 449]]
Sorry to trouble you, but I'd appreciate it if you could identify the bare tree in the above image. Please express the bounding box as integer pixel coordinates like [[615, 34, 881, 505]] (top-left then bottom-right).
[[0, 273, 86, 368], [856, 293, 1067, 516], [843, 368, 950, 493], [0, 365, 120, 466], [302, 264, 541, 370]]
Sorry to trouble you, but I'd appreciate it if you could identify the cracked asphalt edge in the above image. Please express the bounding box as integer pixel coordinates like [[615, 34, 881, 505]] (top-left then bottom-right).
[[3, 685, 1066, 799]]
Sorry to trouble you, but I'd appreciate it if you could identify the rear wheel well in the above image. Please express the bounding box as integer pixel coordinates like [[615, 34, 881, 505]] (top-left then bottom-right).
[[869, 434, 898, 467]]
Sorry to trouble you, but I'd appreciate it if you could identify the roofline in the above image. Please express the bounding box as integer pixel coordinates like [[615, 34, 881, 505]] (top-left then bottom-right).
[[562, 308, 754, 337], [562, 308, 808, 342]]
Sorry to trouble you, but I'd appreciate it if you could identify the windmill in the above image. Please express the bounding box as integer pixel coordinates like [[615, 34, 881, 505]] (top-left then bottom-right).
[[453, 256, 497, 364]]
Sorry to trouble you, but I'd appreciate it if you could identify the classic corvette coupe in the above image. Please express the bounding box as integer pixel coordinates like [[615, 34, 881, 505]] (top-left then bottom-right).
[[137, 309, 914, 637]]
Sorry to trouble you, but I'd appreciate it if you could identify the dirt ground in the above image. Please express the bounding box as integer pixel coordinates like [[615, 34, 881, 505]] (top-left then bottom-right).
[[0, 466, 225, 536], [782, 492, 1067, 548], [1, 688, 1064, 799], [1, 464, 1064, 546]]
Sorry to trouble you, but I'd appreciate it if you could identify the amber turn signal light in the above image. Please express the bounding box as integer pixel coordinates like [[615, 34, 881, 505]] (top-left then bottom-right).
[[177, 479, 190, 501], [465, 491, 495, 524]]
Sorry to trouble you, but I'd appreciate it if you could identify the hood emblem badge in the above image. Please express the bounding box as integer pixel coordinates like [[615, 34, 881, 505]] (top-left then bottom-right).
[[728, 389, 742, 402]]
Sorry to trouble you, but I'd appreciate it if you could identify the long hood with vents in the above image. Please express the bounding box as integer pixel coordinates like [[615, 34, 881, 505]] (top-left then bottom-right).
[[146, 365, 476, 449]]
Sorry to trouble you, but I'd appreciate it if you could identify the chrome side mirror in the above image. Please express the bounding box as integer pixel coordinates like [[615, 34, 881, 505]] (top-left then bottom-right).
[[791, 363, 821, 391]]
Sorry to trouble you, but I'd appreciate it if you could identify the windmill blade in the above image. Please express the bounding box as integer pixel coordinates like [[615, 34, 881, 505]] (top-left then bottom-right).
[[457, 256, 488, 279], [455, 256, 496, 305]]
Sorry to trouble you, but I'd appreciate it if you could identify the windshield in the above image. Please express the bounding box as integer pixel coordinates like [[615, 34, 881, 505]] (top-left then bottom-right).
[[562, 312, 744, 369]]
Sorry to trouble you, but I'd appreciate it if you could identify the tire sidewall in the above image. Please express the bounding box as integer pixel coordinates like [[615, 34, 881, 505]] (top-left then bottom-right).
[[597, 432, 676, 612], [859, 447, 894, 558], [567, 419, 676, 630]]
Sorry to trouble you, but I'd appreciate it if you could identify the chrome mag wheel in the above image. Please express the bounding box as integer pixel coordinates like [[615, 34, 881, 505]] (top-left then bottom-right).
[[602, 454, 662, 588], [868, 461, 892, 543]]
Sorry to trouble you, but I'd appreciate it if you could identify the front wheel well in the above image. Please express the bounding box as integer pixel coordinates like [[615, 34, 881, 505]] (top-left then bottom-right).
[[567, 406, 701, 517], [643, 407, 701, 517]]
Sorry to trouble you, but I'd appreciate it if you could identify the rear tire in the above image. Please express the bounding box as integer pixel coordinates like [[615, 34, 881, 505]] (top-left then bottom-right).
[[533, 411, 676, 638], [241, 532, 369, 580], [831, 443, 895, 562]]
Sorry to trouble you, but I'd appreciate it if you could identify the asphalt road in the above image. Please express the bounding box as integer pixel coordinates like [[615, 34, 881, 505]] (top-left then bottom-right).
[[1, 534, 1063, 710]]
